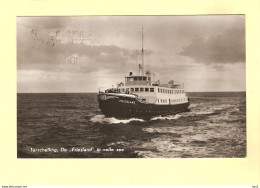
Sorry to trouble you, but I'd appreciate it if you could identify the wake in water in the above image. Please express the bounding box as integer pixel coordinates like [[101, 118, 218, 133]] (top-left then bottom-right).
[[90, 114, 184, 124], [150, 114, 182, 121], [90, 115, 145, 124]]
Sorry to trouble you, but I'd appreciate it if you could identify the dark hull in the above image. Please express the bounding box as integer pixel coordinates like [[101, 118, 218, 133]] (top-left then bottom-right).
[[97, 93, 190, 119]]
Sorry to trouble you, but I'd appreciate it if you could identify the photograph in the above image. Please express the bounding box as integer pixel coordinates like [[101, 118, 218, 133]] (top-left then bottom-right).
[[17, 15, 246, 158]]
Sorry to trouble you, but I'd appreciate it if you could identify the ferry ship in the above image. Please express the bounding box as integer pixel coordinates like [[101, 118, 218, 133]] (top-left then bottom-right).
[[97, 29, 190, 119]]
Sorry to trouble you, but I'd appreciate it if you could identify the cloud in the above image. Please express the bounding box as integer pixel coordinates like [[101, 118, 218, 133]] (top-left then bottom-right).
[[17, 27, 136, 75], [179, 27, 245, 64], [17, 16, 246, 92], [17, 17, 73, 30]]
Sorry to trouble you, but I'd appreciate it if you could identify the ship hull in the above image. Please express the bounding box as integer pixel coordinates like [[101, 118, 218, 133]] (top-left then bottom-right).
[[97, 93, 190, 119]]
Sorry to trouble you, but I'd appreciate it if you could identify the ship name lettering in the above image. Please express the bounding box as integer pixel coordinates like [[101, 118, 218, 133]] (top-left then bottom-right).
[[119, 99, 135, 104]]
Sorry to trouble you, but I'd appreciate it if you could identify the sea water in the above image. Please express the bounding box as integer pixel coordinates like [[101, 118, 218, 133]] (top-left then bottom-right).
[[17, 92, 246, 158]]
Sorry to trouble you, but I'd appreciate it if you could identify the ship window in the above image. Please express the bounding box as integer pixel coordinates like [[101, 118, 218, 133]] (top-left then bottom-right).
[[130, 88, 134, 91], [142, 99, 146, 102], [158, 88, 160, 92], [138, 77, 142, 81], [135, 88, 139, 92], [160, 99, 162, 103], [143, 77, 147, 81], [121, 89, 125, 93], [150, 88, 154, 92], [145, 88, 149, 92], [134, 77, 138, 81], [140, 88, 144, 92], [126, 88, 129, 91], [148, 77, 151, 81]]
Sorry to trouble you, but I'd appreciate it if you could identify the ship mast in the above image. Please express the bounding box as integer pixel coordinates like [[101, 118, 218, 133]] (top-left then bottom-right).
[[141, 27, 144, 75]]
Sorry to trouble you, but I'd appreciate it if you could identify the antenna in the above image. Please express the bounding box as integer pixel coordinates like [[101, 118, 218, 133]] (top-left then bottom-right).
[[141, 27, 144, 75], [137, 27, 145, 76]]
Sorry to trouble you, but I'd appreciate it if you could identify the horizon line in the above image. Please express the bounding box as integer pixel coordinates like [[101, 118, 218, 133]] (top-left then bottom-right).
[[17, 91, 246, 94]]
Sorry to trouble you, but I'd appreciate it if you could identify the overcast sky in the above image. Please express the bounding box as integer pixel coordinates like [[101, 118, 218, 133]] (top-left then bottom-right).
[[17, 15, 245, 93]]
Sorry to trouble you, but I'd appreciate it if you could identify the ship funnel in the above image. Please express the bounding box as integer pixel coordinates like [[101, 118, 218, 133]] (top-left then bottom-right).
[[129, 72, 133, 76]]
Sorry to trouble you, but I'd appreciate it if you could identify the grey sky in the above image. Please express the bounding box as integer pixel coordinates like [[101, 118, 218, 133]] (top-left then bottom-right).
[[17, 15, 245, 92]]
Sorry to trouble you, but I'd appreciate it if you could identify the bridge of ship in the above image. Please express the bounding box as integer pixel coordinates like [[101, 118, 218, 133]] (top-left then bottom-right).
[[99, 75, 186, 104]]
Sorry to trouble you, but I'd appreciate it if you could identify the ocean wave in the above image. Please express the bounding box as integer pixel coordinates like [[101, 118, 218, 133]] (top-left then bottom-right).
[[193, 111, 216, 115], [150, 114, 182, 121], [180, 111, 216, 117], [90, 115, 145, 124], [141, 137, 176, 152], [143, 127, 177, 134], [189, 103, 198, 108]]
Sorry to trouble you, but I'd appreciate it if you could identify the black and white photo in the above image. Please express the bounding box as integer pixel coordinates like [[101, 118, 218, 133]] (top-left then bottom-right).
[[17, 15, 246, 158]]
